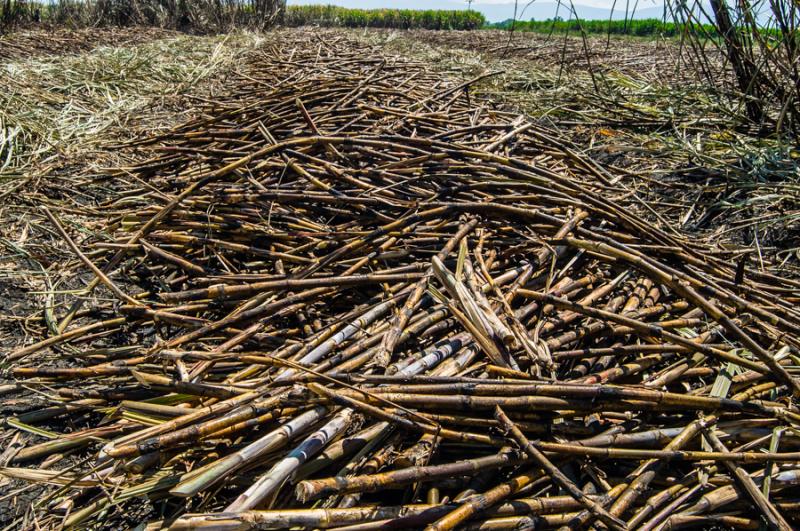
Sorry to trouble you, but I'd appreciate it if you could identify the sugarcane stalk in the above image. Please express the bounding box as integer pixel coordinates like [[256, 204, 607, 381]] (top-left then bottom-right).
[[296, 450, 525, 502], [225, 408, 353, 511], [701, 423, 792, 531], [494, 406, 627, 531], [377, 218, 479, 367], [171, 405, 328, 497]]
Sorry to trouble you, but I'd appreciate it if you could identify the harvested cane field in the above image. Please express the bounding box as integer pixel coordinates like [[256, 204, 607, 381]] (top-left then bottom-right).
[[371, 29, 798, 260], [1, 24, 800, 531]]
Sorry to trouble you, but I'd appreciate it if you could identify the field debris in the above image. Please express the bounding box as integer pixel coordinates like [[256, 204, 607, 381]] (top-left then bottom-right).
[[365, 29, 800, 264], [0, 30, 265, 190], [0, 27, 175, 61], [2, 31, 800, 530]]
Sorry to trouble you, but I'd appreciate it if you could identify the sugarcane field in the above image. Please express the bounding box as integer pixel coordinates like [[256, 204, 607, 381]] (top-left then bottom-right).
[[1, 1, 799, 530]]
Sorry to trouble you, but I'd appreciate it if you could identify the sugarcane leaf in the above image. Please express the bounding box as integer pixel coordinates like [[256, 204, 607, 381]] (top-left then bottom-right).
[[762, 427, 783, 498], [5, 418, 59, 439], [456, 237, 467, 281]]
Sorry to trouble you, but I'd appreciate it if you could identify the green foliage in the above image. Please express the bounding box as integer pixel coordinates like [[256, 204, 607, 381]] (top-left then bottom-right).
[[1, 0, 284, 33], [487, 17, 720, 38], [1, 0, 35, 31], [285, 5, 486, 30]]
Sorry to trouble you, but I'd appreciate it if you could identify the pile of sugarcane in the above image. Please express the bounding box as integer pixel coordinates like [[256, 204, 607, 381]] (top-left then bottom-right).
[[3, 31, 800, 530]]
